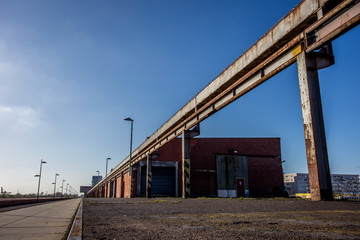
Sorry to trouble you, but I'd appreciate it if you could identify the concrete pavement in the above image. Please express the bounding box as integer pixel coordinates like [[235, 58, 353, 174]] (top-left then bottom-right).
[[0, 198, 81, 240]]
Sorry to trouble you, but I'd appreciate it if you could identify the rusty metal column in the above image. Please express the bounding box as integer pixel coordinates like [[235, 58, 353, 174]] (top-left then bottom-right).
[[182, 130, 191, 198], [182, 124, 200, 198], [297, 50, 333, 201], [146, 154, 152, 198], [146, 151, 158, 198]]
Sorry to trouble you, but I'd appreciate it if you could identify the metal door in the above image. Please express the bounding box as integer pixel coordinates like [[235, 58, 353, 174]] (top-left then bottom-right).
[[140, 166, 176, 197], [236, 178, 245, 197], [109, 181, 114, 197]]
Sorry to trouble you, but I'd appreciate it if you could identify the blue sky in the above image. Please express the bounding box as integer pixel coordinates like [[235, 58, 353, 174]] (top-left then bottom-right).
[[0, 0, 359, 194]]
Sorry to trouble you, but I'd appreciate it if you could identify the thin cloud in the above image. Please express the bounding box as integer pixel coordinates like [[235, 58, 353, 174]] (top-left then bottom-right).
[[0, 105, 41, 130]]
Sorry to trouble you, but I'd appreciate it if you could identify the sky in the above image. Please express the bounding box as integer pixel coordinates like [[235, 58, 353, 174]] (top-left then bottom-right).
[[0, 0, 359, 195]]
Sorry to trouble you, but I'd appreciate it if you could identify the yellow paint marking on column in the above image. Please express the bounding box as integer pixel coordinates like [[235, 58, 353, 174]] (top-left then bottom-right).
[[292, 44, 302, 57]]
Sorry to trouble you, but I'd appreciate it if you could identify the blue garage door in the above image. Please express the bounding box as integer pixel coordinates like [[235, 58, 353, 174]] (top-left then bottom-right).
[[140, 166, 176, 197]]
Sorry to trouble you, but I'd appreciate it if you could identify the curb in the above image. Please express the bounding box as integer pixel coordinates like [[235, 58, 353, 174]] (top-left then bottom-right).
[[67, 198, 83, 240]]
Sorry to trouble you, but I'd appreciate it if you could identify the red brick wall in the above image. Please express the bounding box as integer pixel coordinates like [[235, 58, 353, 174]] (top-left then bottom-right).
[[191, 171, 217, 197], [248, 157, 284, 196], [123, 173, 131, 198], [107, 182, 110, 198], [151, 138, 282, 197], [127, 138, 283, 198], [116, 177, 122, 198]]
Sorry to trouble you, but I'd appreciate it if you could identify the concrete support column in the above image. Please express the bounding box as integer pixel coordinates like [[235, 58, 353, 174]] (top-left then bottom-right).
[[121, 173, 124, 198], [182, 130, 191, 198], [146, 155, 152, 198], [297, 50, 333, 201], [113, 177, 117, 198], [130, 169, 134, 198], [181, 124, 200, 198]]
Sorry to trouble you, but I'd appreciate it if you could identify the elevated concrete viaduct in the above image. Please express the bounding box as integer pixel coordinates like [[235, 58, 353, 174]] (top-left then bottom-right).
[[87, 0, 360, 201]]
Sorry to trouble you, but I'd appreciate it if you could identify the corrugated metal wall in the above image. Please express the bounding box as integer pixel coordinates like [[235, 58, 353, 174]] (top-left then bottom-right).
[[216, 155, 248, 197]]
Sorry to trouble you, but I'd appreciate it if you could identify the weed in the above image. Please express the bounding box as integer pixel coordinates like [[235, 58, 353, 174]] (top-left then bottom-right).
[[62, 200, 81, 240]]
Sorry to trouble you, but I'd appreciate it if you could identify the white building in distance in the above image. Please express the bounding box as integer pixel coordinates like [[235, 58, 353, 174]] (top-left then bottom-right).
[[284, 173, 360, 200]]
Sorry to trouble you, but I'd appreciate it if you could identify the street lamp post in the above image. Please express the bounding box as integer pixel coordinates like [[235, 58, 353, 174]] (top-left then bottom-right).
[[106, 158, 111, 178], [34, 159, 47, 202], [105, 158, 111, 198], [124, 117, 134, 197], [95, 170, 100, 186], [65, 183, 69, 197], [61, 180, 65, 198], [52, 173, 59, 199]]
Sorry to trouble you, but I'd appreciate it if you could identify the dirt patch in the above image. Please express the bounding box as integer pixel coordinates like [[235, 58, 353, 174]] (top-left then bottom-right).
[[83, 198, 360, 239]]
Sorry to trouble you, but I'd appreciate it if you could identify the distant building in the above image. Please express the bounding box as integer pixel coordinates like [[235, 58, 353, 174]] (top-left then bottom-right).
[[284, 173, 360, 199], [284, 173, 311, 195], [92, 176, 102, 186], [331, 174, 360, 199], [80, 186, 92, 194]]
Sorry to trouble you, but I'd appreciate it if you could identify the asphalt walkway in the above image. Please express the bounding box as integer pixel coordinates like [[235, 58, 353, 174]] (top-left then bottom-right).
[[0, 198, 81, 240]]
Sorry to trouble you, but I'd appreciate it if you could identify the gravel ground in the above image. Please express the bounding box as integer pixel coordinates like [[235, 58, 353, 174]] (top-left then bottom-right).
[[83, 198, 360, 240]]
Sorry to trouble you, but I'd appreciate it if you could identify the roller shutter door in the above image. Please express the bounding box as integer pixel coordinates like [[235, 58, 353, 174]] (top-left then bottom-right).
[[140, 166, 176, 197]]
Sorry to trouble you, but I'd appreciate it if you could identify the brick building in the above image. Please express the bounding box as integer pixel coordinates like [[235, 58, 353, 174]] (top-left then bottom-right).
[[93, 138, 284, 198]]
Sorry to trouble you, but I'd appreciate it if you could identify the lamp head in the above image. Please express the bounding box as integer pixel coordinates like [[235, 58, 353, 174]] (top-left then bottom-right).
[[124, 117, 133, 122]]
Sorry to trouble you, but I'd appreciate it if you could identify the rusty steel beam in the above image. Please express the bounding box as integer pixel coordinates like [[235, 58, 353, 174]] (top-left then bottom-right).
[[87, 0, 360, 197]]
